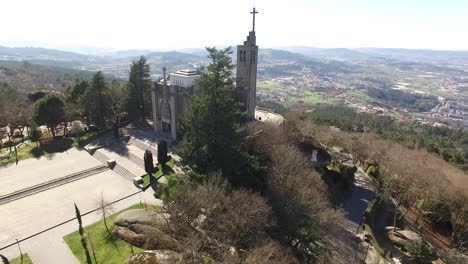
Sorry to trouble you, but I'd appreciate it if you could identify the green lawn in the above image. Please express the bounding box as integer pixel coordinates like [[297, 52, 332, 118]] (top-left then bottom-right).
[[9, 253, 33, 264], [257, 81, 283, 89], [64, 204, 146, 264], [0, 144, 35, 167], [166, 158, 175, 168], [141, 159, 176, 187], [346, 90, 375, 104], [287, 91, 341, 106], [0, 130, 106, 167]]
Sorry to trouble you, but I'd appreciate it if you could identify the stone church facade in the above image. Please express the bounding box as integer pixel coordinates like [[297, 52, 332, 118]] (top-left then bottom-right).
[[151, 8, 259, 141]]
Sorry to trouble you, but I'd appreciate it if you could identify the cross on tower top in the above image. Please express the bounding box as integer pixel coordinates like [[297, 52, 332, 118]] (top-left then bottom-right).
[[251, 7, 258, 32]]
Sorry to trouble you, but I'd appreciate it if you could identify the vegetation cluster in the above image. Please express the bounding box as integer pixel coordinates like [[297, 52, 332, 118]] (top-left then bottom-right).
[[309, 105, 468, 170]]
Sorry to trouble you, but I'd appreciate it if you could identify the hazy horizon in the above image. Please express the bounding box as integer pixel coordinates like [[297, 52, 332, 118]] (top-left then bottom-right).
[[1, 0, 468, 53]]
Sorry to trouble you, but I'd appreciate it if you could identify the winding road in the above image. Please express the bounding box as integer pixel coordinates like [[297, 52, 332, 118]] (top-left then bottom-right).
[[328, 167, 377, 263]]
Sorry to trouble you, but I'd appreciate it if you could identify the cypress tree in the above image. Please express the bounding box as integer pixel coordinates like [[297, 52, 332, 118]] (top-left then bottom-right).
[[157, 140, 168, 165], [74, 203, 92, 264], [144, 150, 154, 175]]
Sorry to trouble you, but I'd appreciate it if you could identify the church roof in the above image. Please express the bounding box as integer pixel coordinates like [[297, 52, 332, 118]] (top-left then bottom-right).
[[173, 69, 198, 76]]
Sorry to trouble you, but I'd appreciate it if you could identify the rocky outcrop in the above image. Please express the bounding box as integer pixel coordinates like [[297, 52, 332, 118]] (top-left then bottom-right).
[[124, 250, 182, 264], [115, 209, 177, 250], [115, 209, 169, 228]]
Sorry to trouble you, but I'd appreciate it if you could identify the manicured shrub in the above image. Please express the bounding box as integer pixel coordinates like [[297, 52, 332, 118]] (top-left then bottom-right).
[[158, 140, 169, 165]]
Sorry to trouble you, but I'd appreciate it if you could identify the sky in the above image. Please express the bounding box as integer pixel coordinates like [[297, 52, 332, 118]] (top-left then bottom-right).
[[1, 0, 468, 53]]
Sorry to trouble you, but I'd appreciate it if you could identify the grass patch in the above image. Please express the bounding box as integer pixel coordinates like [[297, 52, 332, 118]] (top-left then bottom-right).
[[0, 130, 109, 167], [326, 162, 341, 173], [74, 129, 111, 148], [0, 144, 35, 167], [64, 204, 146, 264], [1, 138, 75, 166], [141, 159, 175, 187], [364, 224, 385, 257], [287, 91, 341, 106], [9, 253, 33, 264], [166, 158, 175, 168], [30, 138, 75, 158], [347, 90, 375, 104]]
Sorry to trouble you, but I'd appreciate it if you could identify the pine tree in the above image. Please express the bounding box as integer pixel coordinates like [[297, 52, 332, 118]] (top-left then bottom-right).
[[128, 56, 151, 121], [178, 47, 259, 186], [74, 203, 92, 264], [91, 71, 107, 127]]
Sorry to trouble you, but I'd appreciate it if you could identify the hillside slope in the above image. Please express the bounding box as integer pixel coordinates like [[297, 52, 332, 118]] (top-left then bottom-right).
[[0, 60, 95, 91]]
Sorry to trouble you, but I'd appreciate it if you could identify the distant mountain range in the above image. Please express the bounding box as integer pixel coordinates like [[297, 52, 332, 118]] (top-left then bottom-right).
[[1, 44, 467, 93]]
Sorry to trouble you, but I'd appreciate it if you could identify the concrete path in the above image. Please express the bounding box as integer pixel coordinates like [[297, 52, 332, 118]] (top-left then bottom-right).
[[328, 167, 376, 263], [97, 147, 146, 177], [0, 171, 159, 263], [0, 148, 101, 196]]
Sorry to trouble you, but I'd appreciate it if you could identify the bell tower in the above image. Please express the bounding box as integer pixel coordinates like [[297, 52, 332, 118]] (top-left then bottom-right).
[[236, 7, 259, 120]]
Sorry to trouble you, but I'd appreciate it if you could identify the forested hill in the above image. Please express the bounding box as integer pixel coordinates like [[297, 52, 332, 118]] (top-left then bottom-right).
[[308, 106, 468, 171], [0, 60, 95, 91]]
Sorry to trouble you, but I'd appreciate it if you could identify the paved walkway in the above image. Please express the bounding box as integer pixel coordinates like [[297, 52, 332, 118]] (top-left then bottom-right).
[[0, 172, 159, 263], [0, 148, 101, 196], [0, 128, 174, 263]]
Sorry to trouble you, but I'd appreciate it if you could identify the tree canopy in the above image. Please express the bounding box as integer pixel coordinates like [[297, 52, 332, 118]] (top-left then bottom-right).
[[128, 56, 151, 121], [178, 47, 259, 186], [33, 94, 65, 138]]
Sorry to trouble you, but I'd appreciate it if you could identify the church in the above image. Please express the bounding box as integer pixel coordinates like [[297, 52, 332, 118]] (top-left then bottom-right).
[[151, 8, 260, 141]]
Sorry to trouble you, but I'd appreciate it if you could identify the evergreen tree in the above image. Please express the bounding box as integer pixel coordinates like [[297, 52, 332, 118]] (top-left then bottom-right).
[[178, 47, 259, 186], [144, 150, 154, 175], [74, 203, 92, 264], [91, 71, 107, 127], [0, 254, 9, 264], [29, 121, 41, 146], [158, 140, 169, 165], [66, 80, 88, 104], [109, 80, 128, 124], [80, 72, 109, 128], [33, 94, 65, 138], [128, 56, 151, 121], [69, 81, 92, 126]]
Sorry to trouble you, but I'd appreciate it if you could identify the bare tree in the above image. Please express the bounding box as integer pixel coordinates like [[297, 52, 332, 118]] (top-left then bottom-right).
[[164, 175, 277, 262], [209, 189, 273, 247], [245, 240, 299, 264], [96, 193, 114, 238], [446, 190, 468, 250], [249, 121, 344, 260]]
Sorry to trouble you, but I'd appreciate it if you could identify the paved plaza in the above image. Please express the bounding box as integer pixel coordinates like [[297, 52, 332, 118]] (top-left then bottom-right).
[[0, 135, 165, 263], [0, 148, 101, 195], [0, 179, 158, 263]]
